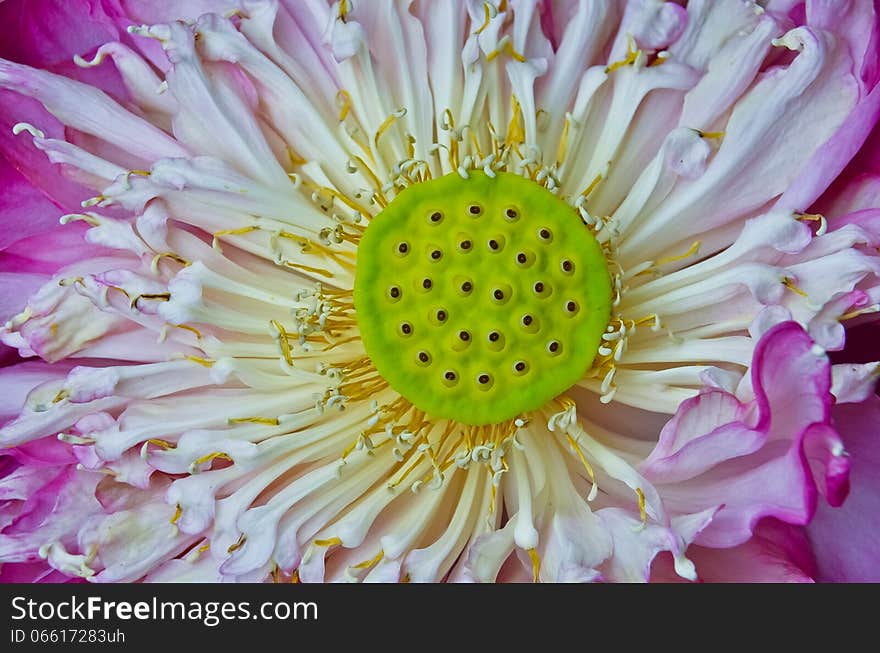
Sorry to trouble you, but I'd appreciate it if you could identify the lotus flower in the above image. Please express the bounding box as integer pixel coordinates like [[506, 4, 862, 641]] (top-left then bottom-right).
[[0, 0, 878, 583]]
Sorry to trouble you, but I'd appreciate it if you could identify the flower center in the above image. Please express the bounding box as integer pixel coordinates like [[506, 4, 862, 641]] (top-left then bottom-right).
[[354, 171, 611, 425]]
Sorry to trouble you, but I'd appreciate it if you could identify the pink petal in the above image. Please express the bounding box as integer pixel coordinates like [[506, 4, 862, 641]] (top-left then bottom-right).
[[806, 397, 880, 581], [651, 519, 817, 582]]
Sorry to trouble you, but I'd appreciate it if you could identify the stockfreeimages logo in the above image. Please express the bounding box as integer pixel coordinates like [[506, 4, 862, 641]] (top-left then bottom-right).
[[10, 596, 318, 628]]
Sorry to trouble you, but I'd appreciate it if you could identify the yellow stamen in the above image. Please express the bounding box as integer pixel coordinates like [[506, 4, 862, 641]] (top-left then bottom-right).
[[336, 89, 352, 121], [581, 173, 603, 199], [193, 451, 233, 468], [270, 319, 294, 366], [566, 434, 598, 489], [352, 550, 384, 570], [636, 487, 648, 525], [185, 355, 215, 368], [556, 115, 572, 167], [228, 417, 280, 426], [152, 252, 190, 268], [281, 260, 335, 279], [146, 438, 175, 450], [314, 537, 342, 547], [474, 2, 492, 35], [506, 95, 525, 147], [783, 277, 809, 299], [606, 34, 640, 73], [375, 109, 406, 149], [171, 323, 203, 340], [839, 305, 880, 321], [655, 240, 701, 267], [287, 146, 307, 166], [527, 548, 541, 583]]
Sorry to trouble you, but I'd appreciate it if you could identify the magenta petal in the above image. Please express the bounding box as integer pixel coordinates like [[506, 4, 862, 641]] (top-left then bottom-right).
[[649, 323, 843, 547], [0, 154, 64, 251], [806, 396, 880, 581]]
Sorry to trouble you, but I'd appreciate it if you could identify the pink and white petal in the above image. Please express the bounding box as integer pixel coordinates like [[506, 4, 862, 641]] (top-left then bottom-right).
[[0, 362, 74, 422], [0, 58, 188, 164], [620, 27, 859, 263], [597, 506, 717, 582]]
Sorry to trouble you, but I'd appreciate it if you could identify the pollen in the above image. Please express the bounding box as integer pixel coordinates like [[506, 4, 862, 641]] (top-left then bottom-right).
[[354, 172, 612, 425]]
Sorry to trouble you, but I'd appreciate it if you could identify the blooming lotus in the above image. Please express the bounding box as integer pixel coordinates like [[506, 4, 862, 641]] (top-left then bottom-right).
[[0, 0, 878, 584]]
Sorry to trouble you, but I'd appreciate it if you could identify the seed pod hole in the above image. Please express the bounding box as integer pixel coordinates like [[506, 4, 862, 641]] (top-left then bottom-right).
[[520, 313, 540, 334], [515, 250, 535, 268], [487, 235, 506, 252], [487, 330, 506, 352], [387, 285, 402, 303], [491, 283, 512, 305], [533, 281, 552, 298]]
